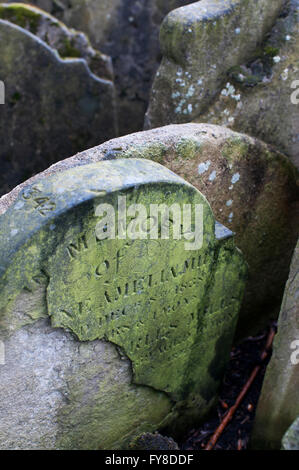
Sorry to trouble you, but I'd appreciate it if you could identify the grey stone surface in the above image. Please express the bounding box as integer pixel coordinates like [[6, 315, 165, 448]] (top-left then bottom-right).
[[145, 0, 299, 166], [0, 17, 117, 196], [5, 0, 198, 135], [282, 416, 299, 450], [0, 157, 247, 449], [0, 3, 114, 80], [0, 319, 172, 450], [252, 239, 299, 449], [130, 432, 179, 450]]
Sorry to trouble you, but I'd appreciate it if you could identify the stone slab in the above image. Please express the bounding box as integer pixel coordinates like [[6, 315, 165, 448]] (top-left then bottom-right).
[[252, 238, 299, 449], [9, 123, 296, 336], [0, 18, 117, 196], [0, 157, 247, 448]]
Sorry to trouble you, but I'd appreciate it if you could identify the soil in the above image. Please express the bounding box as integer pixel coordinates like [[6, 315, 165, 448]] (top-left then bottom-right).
[[180, 323, 276, 450]]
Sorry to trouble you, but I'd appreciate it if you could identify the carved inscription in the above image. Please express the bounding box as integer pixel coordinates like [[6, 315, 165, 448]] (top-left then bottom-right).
[[22, 185, 56, 216], [52, 230, 211, 370], [45, 186, 222, 397]]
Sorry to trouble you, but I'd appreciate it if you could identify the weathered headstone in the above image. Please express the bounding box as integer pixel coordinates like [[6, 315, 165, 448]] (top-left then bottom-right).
[[0, 158, 247, 449], [130, 432, 179, 450], [252, 239, 299, 449], [195, 0, 299, 168], [0, 15, 117, 196], [0, 3, 114, 80], [282, 416, 299, 450], [145, 0, 299, 167], [5, 0, 197, 135], [42, 123, 299, 337]]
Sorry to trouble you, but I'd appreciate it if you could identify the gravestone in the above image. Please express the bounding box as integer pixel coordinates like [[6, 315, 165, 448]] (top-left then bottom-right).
[[5, 0, 197, 135], [282, 416, 299, 450], [0, 3, 114, 80], [0, 16, 117, 196], [145, 0, 299, 167], [44, 123, 299, 337], [252, 239, 299, 449], [0, 158, 247, 449]]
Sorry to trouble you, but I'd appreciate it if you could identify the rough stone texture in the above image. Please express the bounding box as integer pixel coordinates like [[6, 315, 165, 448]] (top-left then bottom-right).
[[282, 416, 299, 450], [145, 0, 299, 166], [8, 123, 296, 336], [130, 432, 179, 450], [5, 0, 197, 135], [0, 157, 247, 449], [0, 319, 172, 450], [0, 18, 117, 196], [252, 239, 299, 450], [196, 0, 299, 168]]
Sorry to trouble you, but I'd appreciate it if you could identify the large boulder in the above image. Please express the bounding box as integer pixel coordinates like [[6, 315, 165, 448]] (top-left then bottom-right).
[[5, 0, 198, 135], [29, 123, 299, 337], [0, 157, 247, 449], [0, 9, 117, 196], [145, 0, 299, 167], [252, 239, 299, 449]]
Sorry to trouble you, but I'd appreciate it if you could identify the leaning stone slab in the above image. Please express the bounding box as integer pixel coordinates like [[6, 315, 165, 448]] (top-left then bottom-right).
[[282, 416, 299, 450], [0, 17, 117, 196], [145, 0, 299, 166], [0, 3, 114, 80], [20, 123, 298, 337], [252, 239, 299, 449], [0, 158, 247, 449], [5, 0, 197, 135]]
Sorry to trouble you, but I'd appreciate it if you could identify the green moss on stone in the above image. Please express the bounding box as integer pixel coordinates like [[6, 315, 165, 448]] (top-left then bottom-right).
[[0, 4, 40, 35], [0, 159, 246, 408], [221, 137, 250, 163], [58, 38, 81, 59], [175, 138, 202, 160], [122, 143, 167, 164]]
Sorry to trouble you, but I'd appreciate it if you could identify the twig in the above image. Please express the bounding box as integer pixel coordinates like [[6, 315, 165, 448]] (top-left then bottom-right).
[[204, 326, 276, 451], [240, 415, 250, 425]]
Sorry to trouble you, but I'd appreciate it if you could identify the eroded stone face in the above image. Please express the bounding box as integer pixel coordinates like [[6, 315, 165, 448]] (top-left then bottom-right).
[[252, 239, 299, 450], [195, 0, 299, 168], [282, 416, 299, 450], [0, 158, 247, 449], [145, 0, 299, 166], [24, 122, 298, 337], [0, 18, 117, 196]]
